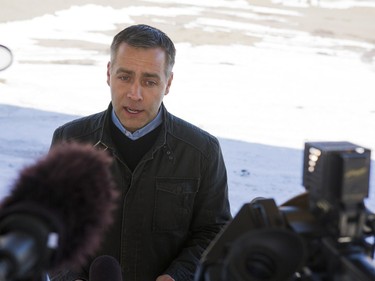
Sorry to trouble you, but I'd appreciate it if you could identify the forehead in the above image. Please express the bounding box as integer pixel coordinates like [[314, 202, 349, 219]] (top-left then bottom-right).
[[113, 43, 167, 72]]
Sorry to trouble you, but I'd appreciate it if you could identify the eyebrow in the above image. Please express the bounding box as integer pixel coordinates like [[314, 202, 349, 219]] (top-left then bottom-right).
[[115, 67, 161, 80], [115, 67, 132, 75]]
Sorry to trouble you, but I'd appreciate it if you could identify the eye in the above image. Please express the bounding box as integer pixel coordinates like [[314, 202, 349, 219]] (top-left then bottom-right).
[[118, 75, 130, 82], [144, 80, 157, 87]]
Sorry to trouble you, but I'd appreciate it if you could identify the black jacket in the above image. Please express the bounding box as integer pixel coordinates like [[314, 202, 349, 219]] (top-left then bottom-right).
[[50, 103, 231, 281]]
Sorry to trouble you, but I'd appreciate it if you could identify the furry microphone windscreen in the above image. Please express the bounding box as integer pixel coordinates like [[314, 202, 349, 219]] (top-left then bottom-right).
[[0, 142, 119, 271]]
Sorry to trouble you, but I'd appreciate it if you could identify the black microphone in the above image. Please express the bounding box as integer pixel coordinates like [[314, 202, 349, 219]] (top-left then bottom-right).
[[0, 142, 119, 281], [89, 255, 122, 281]]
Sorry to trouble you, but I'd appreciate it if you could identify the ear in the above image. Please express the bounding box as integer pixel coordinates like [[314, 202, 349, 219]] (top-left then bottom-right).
[[164, 72, 174, 96], [106, 61, 111, 86]]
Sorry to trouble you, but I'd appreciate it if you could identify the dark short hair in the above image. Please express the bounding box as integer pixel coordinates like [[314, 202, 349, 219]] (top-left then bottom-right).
[[110, 24, 176, 75]]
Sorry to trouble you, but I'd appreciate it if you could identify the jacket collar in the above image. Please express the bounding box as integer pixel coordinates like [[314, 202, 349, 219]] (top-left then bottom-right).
[[94, 102, 171, 155]]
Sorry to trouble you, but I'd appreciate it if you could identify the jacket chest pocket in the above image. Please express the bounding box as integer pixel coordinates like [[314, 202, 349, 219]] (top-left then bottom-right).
[[153, 178, 199, 232]]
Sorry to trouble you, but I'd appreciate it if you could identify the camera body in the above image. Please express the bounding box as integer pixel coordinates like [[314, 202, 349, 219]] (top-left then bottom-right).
[[303, 142, 370, 240], [195, 141, 375, 281]]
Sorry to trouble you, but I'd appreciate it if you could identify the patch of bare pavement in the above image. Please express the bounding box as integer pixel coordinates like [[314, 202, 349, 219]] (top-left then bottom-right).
[[1, 0, 374, 63]]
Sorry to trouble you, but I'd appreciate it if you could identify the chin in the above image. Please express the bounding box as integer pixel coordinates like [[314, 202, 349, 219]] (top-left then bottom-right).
[[124, 123, 144, 132]]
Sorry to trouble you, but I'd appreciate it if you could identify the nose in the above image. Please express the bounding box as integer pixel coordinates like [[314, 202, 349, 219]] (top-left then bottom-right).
[[127, 82, 143, 101]]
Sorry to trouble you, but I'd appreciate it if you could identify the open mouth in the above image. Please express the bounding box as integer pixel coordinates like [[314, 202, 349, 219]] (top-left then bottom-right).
[[125, 107, 142, 114]]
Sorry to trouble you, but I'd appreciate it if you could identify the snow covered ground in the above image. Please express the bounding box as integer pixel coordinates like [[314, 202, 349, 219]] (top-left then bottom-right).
[[0, 0, 374, 214]]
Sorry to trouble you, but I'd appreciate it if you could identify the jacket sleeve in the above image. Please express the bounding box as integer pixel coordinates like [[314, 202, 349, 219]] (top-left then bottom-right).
[[165, 137, 232, 280], [48, 127, 90, 281]]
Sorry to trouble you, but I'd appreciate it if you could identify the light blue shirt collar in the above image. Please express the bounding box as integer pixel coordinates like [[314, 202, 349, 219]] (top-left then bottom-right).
[[111, 107, 163, 141]]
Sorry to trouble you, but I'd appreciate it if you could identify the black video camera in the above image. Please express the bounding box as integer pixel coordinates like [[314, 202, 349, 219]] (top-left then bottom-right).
[[195, 141, 375, 281]]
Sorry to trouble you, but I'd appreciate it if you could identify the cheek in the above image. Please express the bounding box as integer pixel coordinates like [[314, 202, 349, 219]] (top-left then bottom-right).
[[110, 87, 122, 105], [150, 92, 165, 103], [110, 82, 126, 96]]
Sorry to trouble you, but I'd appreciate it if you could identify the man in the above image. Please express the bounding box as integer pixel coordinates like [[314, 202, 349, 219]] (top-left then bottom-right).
[[50, 24, 231, 281]]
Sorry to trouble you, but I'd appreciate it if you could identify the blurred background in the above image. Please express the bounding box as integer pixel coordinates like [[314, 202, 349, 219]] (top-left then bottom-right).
[[0, 0, 374, 214]]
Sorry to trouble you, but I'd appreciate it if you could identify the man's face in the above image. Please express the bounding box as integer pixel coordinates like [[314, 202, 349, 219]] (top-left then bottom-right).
[[107, 43, 173, 132]]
